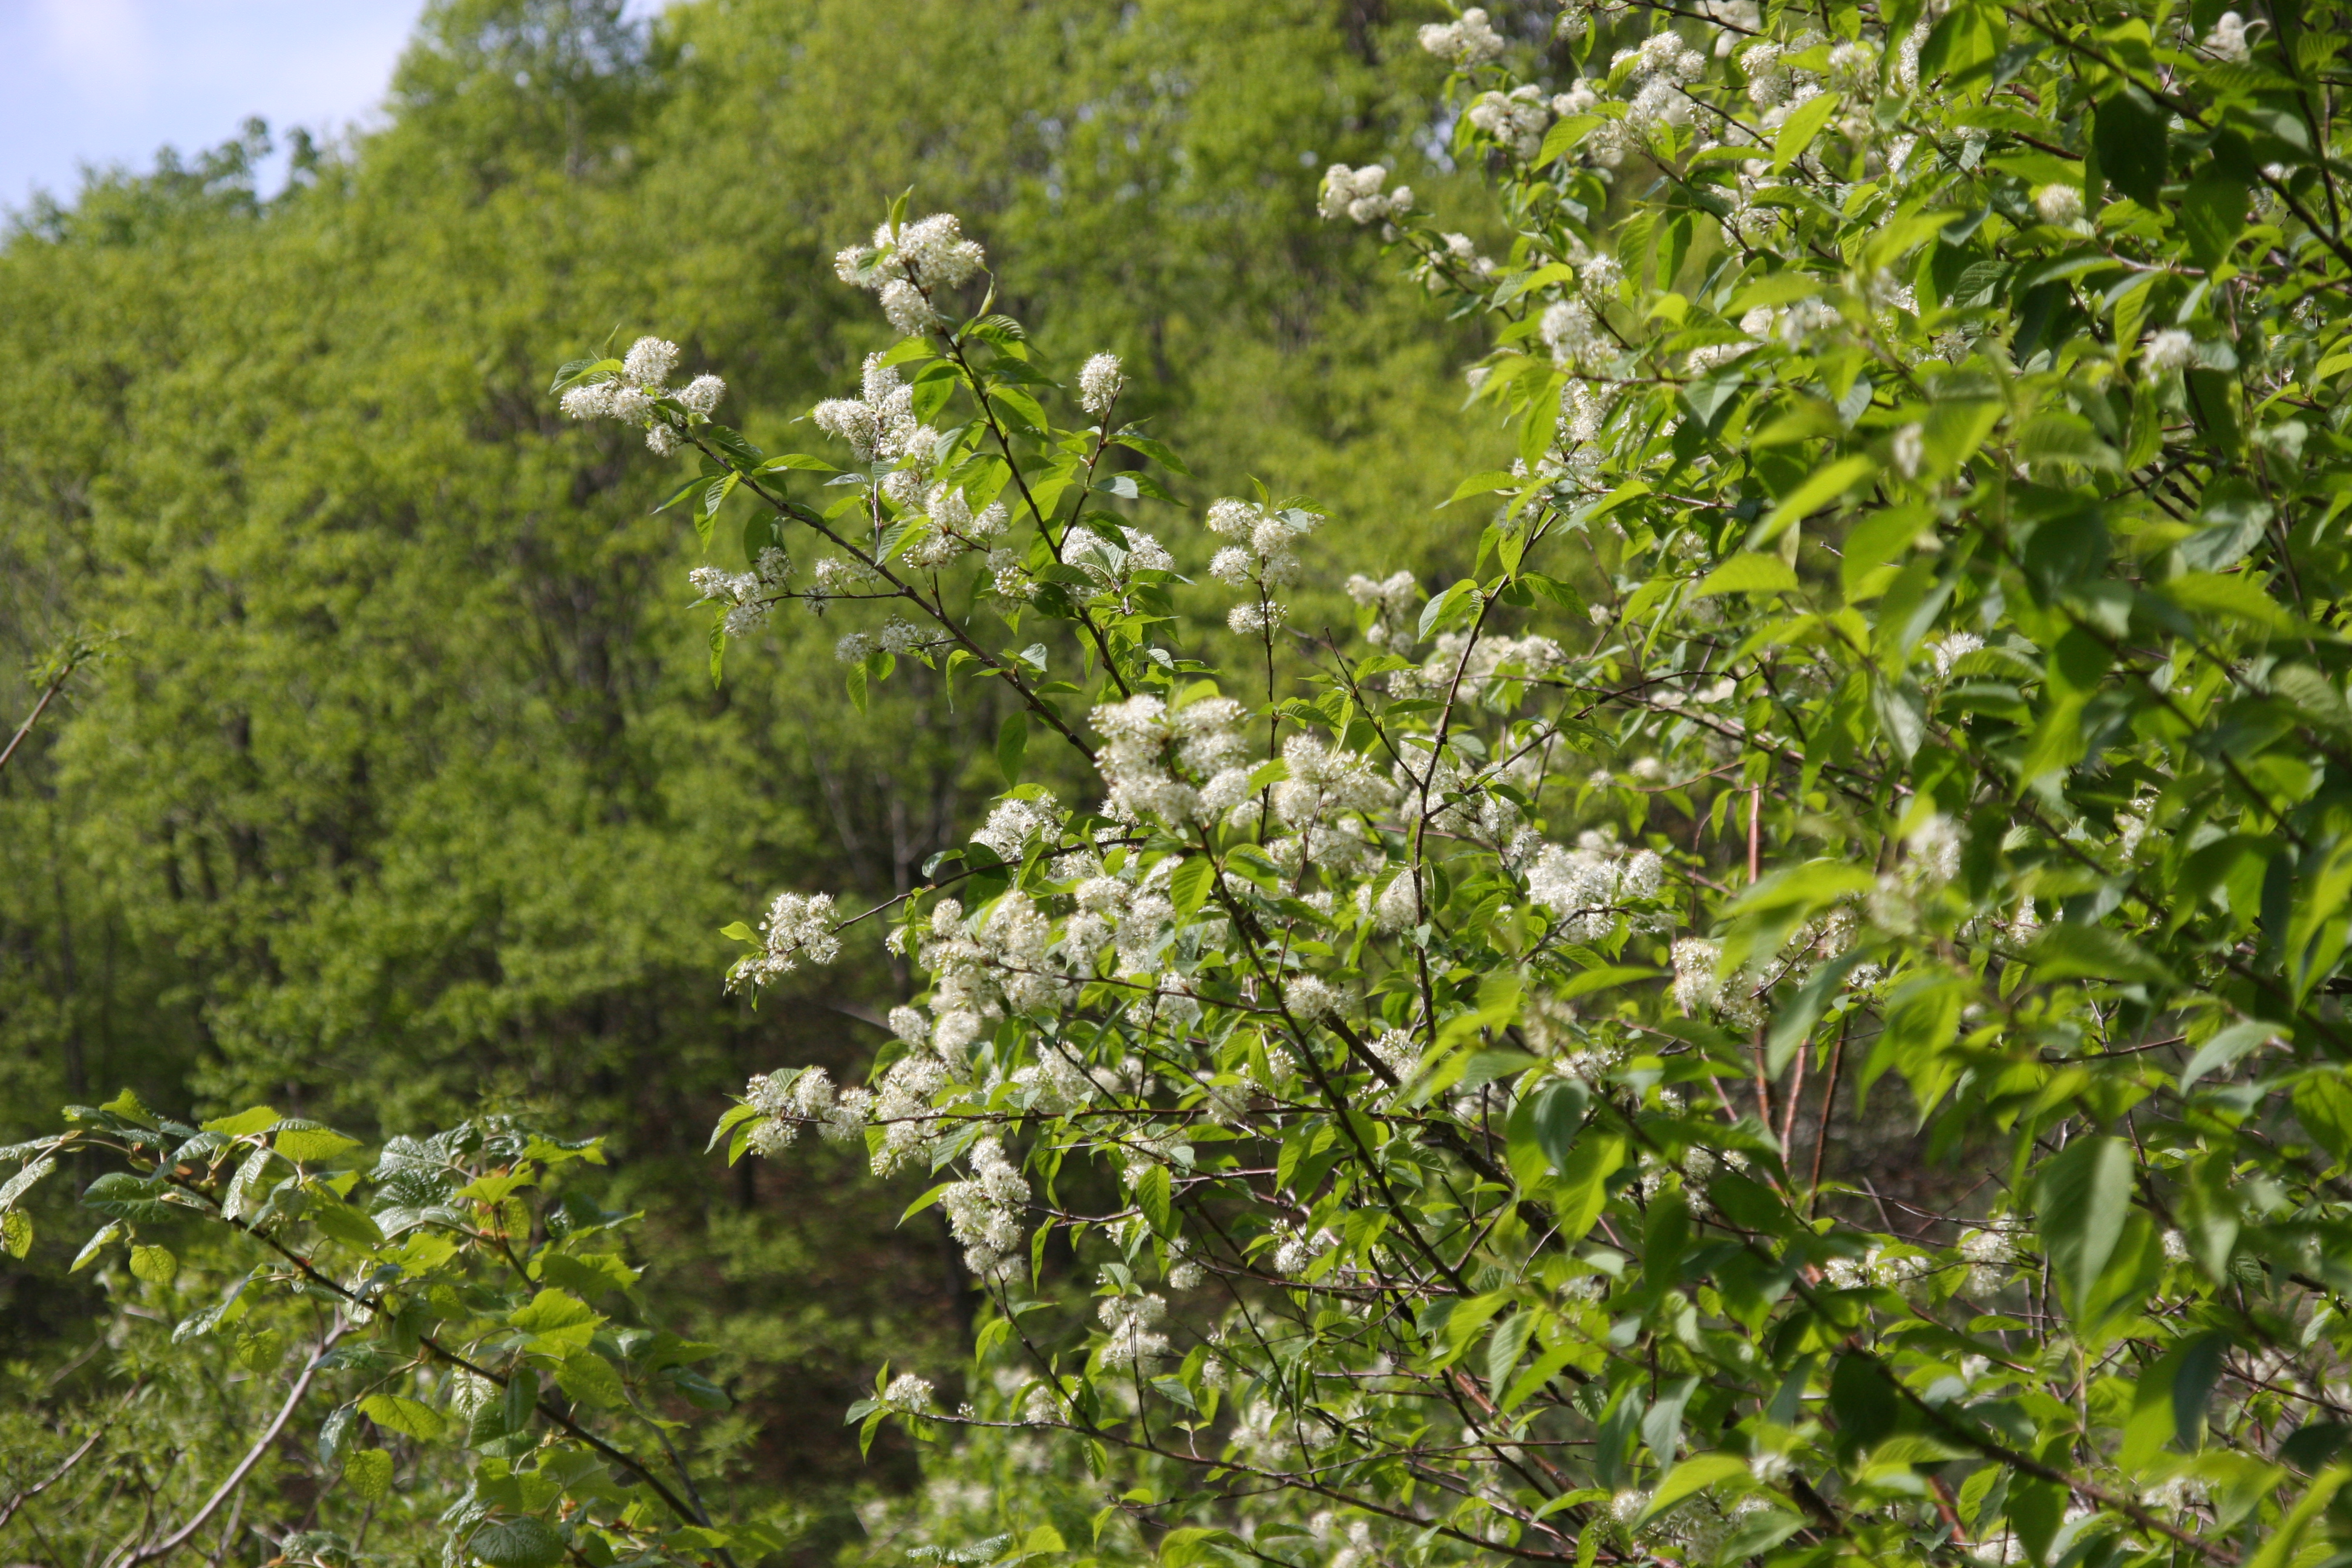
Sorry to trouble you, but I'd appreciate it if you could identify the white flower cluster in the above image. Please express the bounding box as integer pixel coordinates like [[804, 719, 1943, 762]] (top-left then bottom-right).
[[1466, 85, 1552, 160], [1738, 37, 1824, 119], [883, 1372, 936, 1411], [1417, 7, 1506, 67], [904, 896, 1062, 1069], [1958, 1226, 2021, 1296], [972, 792, 1062, 863], [1207, 497, 1322, 633], [1670, 936, 1729, 1018], [814, 352, 936, 465], [2202, 10, 2253, 61], [1271, 734, 1394, 839], [560, 335, 726, 456], [834, 212, 987, 334], [1928, 631, 1983, 679], [903, 484, 1010, 570], [1820, 1245, 1935, 1293], [1400, 630, 1566, 705], [1526, 832, 1664, 940], [1283, 974, 1352, 1021], [689, 546, 791, 641], [941, 1137, 1030, 1279], [1271, 1223, 1337, 1277], [834, 614, 938, 664], [742, 1063, 868, 1154], [1092, 692, 1253, 828], [2143, 328, 2195, 373], [1318, 165, 1411, 227], [1540, 296, 1607, 370], [728, 890, 841, 991], [1097, 1292, 1170, 1371], [1077, 352, 1125, 417], [1610, 30, 1709, 142], [1346, 570, 1420, 647], [2033, 183, 2087, 229]]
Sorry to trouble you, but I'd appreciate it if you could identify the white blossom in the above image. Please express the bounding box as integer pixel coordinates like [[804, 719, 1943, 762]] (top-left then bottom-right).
[[884, 1373, 936, 1411], [2203, 10, 2252, 60], [729, 890, 843, 991], [1078, 352, 1125, 416], [622, 336, 679, 389], [2033, 183, 2085, 227], [2143, 329, 2195, 372], [1418, 7, 1507, 67]]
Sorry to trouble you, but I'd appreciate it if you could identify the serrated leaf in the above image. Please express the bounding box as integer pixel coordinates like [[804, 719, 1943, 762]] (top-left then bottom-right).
[[1168, 856, 1215, 921], [275, 1125, 361, 1163], [343, 1447, 393, 1501], [2033, 1135, 2133, 1318], [471, 1516, 567, 1568], [0, 1155, 57, 1209], [71, 1222, 124, 1271], [358, 1393, 446, 1440], [201, 1105, 280, 1138], [1134, 1163, 1174, 1236], [1695, 553, 1798, 597]]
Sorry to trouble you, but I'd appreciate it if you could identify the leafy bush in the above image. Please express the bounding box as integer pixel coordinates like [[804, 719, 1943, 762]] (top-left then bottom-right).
[[15, 0, 2352, 1564]]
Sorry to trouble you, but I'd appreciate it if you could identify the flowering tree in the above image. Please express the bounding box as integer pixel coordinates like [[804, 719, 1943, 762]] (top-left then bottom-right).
[[16, 0, 2352, 1564]]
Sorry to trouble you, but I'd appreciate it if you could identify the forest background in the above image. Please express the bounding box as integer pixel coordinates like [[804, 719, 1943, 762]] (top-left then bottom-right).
[[0, 0, 1500, 1557]]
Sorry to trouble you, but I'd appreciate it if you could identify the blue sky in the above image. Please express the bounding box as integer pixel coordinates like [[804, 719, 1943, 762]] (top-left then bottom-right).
[[0, 2, 668, 215], [0, 1, 426, 212]]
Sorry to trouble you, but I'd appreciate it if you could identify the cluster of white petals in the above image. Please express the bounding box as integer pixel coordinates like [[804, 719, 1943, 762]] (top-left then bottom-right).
[[835, 212, 987, 333], [688, 546, 791, 641], [1417, 7, 1506, 67], [728, 890, 841, 991], [1318, 165, 1411, 227], [560, 335, 725, 456]]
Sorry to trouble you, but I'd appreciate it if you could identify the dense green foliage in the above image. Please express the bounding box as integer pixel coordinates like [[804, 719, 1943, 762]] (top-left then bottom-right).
[[27, 1, 2352, 1567], [0, 0, 1494, 1560]]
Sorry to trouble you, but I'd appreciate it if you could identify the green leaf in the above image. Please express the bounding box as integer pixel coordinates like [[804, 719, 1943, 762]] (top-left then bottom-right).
[[535, 1249, 640, 1296], [2161, 570, 2291, 632], [2, 1209, 31, 1259], [2033, 1135, 2133, 1317], [470, 1517, 567, 1568], [2181, 166, 2249, 268], [1527, 1079, 1589, 1178], [996, 711, 1028, 785], [2179, 1021, 2276, 1095], [2093, 87, 2167, 206], [2025, 922, 2172, 985], [273, 1123, 360, 1163], [1694, 553, 1798, 598], [1553, 1132, 1624, 1240], [129, 1244, 178, 1284], [100, 1088, 154, 1123], [1760, 456, 1876, 540], [1444, 471, 1521, 506], [0, 1155, 57, 1209], [358, 1393, 446, 1440], [1168, 856, 1216, 921], [71, 1222, 123, 1272], [555, 1348, 627, 1408], [201, 1105, 281, 1138], [1134, 1163, 1174, 1236], [342, 1447, 394, 1501], [1772, 92, 1841, 171], [1641, 1452, 1748, 1520], [900, 1181, 956, 1224], [510, 1288, 602, 1336], [1110, 433, 1191, 475]]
